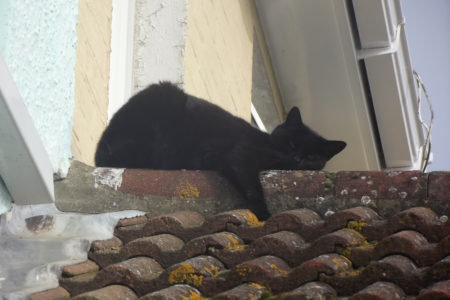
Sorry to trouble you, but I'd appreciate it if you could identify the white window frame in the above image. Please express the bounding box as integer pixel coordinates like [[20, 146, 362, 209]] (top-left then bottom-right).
[[0, 56, 54, 206]]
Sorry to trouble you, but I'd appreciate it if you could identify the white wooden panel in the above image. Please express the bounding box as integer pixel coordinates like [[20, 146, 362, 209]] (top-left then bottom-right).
[[0, 56, 54, 205], [353, 0, 396, 48], [365, 53, 414, 167]]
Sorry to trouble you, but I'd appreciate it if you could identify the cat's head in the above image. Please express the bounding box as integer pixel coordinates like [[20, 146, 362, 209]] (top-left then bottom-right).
[[270, 107, 346, 170]]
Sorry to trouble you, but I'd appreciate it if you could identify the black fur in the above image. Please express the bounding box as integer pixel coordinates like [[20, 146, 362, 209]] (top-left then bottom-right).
[[95, 82, 346, 218]]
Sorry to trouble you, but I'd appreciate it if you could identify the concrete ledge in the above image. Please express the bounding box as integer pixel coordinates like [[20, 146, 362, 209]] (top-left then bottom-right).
[[260, 170, 450, 218], [55, 161, 251, 217], [55, 161, 450, 219]]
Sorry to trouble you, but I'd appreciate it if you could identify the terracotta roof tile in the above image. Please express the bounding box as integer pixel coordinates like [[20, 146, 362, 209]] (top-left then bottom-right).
[[140, 284, 204, 300], [416, 280, 450, 300], [33, 204, 449, 299], [71, 285, 137, 300], [279, 282, 337, 300], [350, 281, 406, 300]]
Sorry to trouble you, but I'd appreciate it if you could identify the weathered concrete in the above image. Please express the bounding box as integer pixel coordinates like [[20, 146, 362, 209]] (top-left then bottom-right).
[[55, 161, 450, 220], [260, 170, 449, 218], [55, 161, 252, 218]]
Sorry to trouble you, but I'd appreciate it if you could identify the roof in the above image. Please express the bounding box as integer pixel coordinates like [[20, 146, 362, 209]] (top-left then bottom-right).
[[31, 206, 450, 299]]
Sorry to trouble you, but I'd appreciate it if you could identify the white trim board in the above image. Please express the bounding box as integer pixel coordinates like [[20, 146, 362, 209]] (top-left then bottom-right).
[[108, 0, 136, 122], [0, 56, 54, 206]]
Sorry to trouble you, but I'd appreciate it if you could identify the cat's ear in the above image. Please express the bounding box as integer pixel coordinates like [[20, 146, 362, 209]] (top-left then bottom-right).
[[285, 107, 303, 126], [323, 140, 347, 159]]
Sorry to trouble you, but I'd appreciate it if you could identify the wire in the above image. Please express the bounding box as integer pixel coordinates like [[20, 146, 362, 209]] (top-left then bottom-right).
[[413, 70, 433, 172]]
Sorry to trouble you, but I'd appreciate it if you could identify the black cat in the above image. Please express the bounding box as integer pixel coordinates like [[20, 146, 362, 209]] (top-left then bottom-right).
[[95, 82, 346, 218]]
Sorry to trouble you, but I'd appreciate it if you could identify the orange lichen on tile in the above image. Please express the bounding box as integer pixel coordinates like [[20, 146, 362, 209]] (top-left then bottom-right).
[[269, 263, 289, 276], [176, 182, 200, 199], [218, 232, 246, 251], [347, 220, 368, 232], [180, 289, 208, 300], [236, 265, 253, 279], [234, 210, 265, 227], [168, 264, 203, 286]]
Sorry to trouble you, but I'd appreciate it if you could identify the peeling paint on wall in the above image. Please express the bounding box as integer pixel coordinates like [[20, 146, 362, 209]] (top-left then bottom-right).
[[133, 0, 188, 92], [93, 168, 125, 190]]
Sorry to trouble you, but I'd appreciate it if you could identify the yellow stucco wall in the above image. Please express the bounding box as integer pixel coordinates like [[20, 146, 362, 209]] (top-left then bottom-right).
[[72, 0, 112, 166], [183, 0, 260, 121]]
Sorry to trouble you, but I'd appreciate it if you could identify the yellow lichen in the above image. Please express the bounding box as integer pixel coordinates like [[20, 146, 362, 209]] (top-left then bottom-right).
[[347, 220, 367, 232], [180, 289, 209, 300], [337, 267, 365, 277], [168, 264, 203, 287], [236, 265, 252, 278], [218, 232, 246, 251], [249, 282, 265, 289], [332, 256, 352, 270], [176, 182, 200, 199], [203, 265, 219, 277], [234, 210, 265, 227], [269, 263, 289, 276]]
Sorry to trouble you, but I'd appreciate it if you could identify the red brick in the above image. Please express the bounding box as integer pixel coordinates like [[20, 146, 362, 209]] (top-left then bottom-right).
[[30, 287, 70, 300], [71, 285, 138, 300], [280, 282, 337, 300], [416, 280, 450, 300], [350, 282, 405, 300], [62, 260, 99, 277]]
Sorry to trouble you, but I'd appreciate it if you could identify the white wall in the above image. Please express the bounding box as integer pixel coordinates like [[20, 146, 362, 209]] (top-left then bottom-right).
[[402, 0, 450, 171], [0, 0, 79, 213]]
